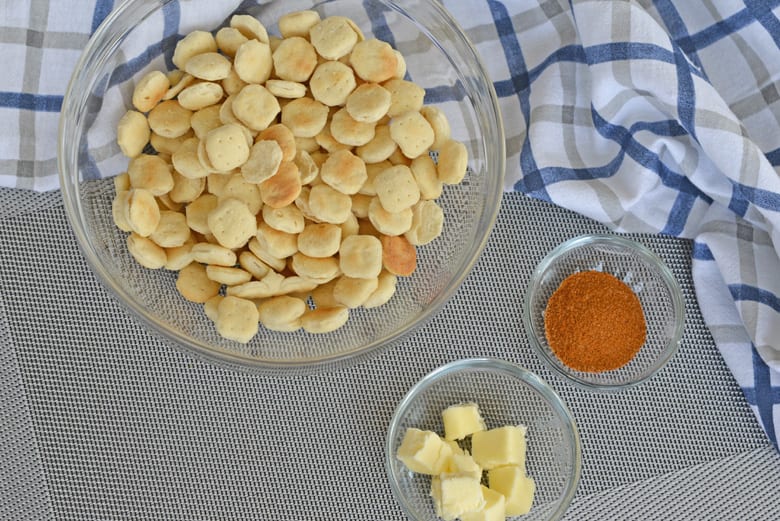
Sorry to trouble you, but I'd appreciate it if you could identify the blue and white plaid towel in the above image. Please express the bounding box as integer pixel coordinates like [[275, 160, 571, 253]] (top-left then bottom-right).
[[1, 0, 779, 448]]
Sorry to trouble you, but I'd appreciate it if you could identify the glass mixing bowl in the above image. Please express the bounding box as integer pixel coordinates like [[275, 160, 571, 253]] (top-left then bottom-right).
[[57, 0, 505, 372]]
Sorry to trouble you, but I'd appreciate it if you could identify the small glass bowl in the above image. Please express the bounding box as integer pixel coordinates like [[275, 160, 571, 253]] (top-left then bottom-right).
[[523, 234, 685, 391], [386, 358, 581, 521]]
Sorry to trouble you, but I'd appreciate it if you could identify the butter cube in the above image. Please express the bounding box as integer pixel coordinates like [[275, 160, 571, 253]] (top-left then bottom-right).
[[471, 425, 527, 470], [445, 439, 466, 455], [461, 485, 506, 521], [488, 465, 535, 516], [441, 402, 486, 440], [396, 428, 454, 475], [444, 452, 482, 480], [430, 474, 485, 521]]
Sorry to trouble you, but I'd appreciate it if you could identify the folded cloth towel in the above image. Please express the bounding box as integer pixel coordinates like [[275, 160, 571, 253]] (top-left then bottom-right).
[[443, 0, 780, 447], [0, 0, 777, 448]]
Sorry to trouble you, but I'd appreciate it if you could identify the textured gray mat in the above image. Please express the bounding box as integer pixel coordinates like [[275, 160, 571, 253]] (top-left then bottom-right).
[[0, 188, 776, 520], [563, 446, 780, 521]]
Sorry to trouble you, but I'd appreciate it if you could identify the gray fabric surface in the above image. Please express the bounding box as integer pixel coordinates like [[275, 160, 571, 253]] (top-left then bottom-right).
[[1, 187, 777, 519]]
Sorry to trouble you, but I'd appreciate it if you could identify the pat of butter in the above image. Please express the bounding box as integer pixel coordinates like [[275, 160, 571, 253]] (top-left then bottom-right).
[[441, 402, 486, 440], [445, 439, 466, 455], [444, 452, 482, 480], [396, 427, 454, 475], [461, 485, 506, 521], [430, 474, 485, 521], [471, 425, 527, 470], [488, 465, 536, 516]]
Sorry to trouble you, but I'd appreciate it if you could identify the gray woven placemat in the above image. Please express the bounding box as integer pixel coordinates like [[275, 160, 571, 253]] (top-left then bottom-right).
[[0, 187, 776, 520], [562, 446, 780, 520]]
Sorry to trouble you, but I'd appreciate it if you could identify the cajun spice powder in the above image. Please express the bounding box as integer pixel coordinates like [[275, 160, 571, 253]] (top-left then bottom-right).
[[544, 270, 646, 372]]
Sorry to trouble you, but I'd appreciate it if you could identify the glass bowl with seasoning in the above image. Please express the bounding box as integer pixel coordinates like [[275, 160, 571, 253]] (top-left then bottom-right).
[[386, 358, 582, 521], [523, 234, 685, 391]]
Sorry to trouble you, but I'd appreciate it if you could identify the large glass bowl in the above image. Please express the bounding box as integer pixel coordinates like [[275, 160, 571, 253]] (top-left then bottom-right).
[[386, 358, 582, 520], [57, 0, 505, 372]]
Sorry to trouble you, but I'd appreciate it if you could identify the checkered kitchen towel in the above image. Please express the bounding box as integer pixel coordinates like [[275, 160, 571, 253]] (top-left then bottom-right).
[[1, 0, 779, 447]]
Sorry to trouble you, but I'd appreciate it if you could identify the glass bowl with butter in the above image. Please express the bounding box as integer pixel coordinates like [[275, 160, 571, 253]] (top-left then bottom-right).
[[57, 0, 505, 372], [523, 234, 686, 391], [386, 358, 581, 521]]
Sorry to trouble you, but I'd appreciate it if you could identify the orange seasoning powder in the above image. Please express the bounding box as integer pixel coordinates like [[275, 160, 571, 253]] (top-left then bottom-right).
[[544, 270, 646, 372]]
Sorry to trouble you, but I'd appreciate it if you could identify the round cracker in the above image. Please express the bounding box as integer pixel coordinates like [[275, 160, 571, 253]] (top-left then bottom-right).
[[127, 154, 173, 195], [320, 149, 367, 195], [330, 108, 375, 147], [176, 262, 221, 303], [308, 183, 352, 224], [339, 234, 382, 279], [346, 83, 391, 123], [380, 234, 417, 276], [234, 39, 273, 84], [172, 30, 217, 70], [310, 61, 357, 107], [205, 124, 251, 171], [437, 138, 469, 184], [177, 81, 224, 111], [241, 140, 283, 184], [207, 197, 256, 249], [127, 233, 167, 269], [117, 110, 150, 158], [373, 164, 420, 212], [350, 39, 397, 83], [147, 100, 192, 139], [279, 10, 321, 38], [309, 16, 359, 60], [265, 79, 307, 99], [389, 111, 434, 159], [273, 36, 318, 82], [232, 83, 281, 131], [281, 97, 329, 138], [259, 161, 302, 209], [132, 70, 170, 113]]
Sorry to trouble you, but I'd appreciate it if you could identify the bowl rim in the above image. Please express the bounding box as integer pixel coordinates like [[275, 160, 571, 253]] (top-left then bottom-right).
[[522, 233, 686, 392], [56, 0, 507, 372], [385, 357, 582, 521]]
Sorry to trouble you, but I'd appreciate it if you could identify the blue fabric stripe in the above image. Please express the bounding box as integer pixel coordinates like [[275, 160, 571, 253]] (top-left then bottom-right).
[[728, 193, 750, 217], [0, 92, 62, 112], [691, 241, 715, 260], [495, 43, 697, 102], [744, 0, 780, 50], [749, 345, 779, 447], [729, 284, 780, 313], [161, 0, 181, 71], [434, 42, 683, 104], [493, 45, 585, 98], [583, 42, 705, 80], [90, 0, 114, 35], [424, 85, 464, 104], [663, 190, 698, 235], [652, 0, 706, 74], [591, 109, 709, 233], [485, 0, 549, 201], [671, 47, 697, 140], [730, 179, 780, 212], [518, 113, 703, 221], [741, 378, 780, 406], [765, 146, 780, 166], [362, 0, 396, 49], [681, 2, 780, 51]]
